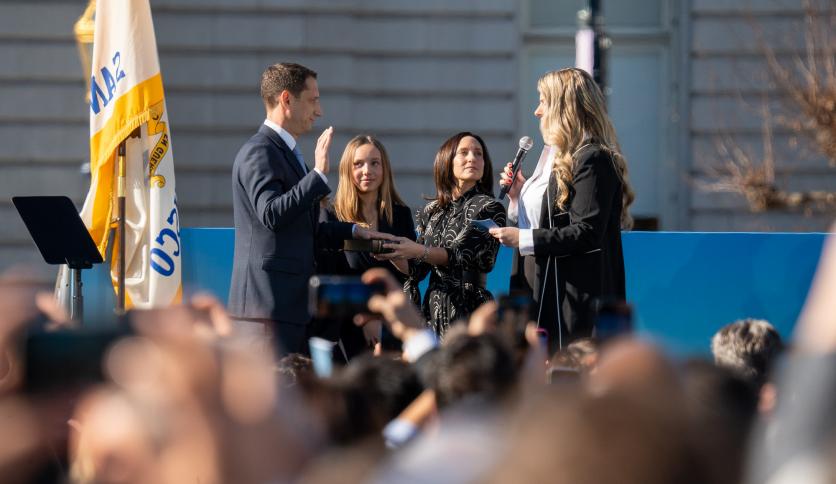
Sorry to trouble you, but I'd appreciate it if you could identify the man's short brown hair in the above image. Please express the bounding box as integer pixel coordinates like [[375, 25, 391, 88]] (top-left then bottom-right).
[[260, 63, 317, 108]]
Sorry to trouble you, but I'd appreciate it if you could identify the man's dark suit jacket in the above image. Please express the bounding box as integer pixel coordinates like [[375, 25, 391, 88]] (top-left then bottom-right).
[[228, 124, 353, 325]]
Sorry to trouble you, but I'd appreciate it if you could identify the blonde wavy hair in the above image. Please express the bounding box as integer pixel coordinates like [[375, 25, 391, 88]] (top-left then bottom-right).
[[537, 68, 635, 229], [333, 135, 405, 226]]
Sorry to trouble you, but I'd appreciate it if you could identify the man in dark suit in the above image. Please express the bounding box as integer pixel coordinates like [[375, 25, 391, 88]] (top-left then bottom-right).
[[228, 63, 381, 355]]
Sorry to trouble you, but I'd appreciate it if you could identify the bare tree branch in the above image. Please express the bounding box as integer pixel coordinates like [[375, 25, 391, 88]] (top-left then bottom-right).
[[700, 0, 836, 216]]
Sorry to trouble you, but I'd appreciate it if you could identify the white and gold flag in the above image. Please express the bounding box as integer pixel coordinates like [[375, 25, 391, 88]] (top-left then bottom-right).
[[79, 0, 181, 308]]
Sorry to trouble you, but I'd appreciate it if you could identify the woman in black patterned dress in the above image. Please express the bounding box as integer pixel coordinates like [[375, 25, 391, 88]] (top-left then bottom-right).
[[377, 132, 506, 337]]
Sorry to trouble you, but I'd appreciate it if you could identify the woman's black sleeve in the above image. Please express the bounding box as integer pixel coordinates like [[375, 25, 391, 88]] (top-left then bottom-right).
[[445, 199, 506, 273], [532, 151, 620, 258], [408, 205, 432, 282]]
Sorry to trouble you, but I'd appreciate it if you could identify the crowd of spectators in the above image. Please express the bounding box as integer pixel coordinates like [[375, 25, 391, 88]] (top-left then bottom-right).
[[3, 231, 836, 484]]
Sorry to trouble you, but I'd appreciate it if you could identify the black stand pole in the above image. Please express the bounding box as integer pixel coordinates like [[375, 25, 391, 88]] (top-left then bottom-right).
[[70, 266, 83, 323]]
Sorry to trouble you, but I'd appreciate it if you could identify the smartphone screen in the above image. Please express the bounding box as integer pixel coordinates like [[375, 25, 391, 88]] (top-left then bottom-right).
[[308, 337, 335, 377], [471, 219, 499, 232], [308, 275, 384, 320], [24, 327, 132, 394]]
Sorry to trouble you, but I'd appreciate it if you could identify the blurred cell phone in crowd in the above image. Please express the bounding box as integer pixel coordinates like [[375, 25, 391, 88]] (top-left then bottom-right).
[[594, 299, 633, 343], [24, 326, 132, 394], [497, 291, 534, 351], [308, 275, 385, 321], [471, 219, 499, 232], [497, 291, 532, 325], [308, 337, 335, 377], [546, 365, 580, 385]]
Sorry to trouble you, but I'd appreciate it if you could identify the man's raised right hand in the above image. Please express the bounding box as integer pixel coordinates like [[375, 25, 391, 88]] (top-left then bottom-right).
[[314, 126, 333, 174]]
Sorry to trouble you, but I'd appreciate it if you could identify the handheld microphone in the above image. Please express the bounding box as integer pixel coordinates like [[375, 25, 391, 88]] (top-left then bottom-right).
[[498, 136, 534, 200]]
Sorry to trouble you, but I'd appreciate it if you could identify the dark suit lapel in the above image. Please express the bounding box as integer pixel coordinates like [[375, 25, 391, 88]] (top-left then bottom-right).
[[258, 124, 306, 181]]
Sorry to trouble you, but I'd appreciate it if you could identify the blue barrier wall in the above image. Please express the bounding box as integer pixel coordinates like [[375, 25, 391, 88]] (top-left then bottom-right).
[[83, 229, 826, 355], [622, 232, 823, 354]]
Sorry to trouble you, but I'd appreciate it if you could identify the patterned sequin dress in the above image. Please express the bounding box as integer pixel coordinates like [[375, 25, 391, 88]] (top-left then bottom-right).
[[405, 187, 506, 338]]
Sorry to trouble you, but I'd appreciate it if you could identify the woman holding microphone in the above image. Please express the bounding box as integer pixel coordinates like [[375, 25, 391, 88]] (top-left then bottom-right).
[[489, 68, 634, 350]]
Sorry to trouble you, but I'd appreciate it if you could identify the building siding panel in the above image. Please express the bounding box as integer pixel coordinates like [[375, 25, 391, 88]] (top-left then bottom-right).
[[687, 0, 835, 231], [0, 0, 519, 271]]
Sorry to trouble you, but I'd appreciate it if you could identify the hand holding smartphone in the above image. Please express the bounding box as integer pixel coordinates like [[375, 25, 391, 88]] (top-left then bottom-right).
[[308, 275, 386, 320], [472, 219, 499, 232]]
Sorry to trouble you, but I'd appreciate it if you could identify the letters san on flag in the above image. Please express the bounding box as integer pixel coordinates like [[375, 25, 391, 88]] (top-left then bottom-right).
[[78, 0, 181, 308]]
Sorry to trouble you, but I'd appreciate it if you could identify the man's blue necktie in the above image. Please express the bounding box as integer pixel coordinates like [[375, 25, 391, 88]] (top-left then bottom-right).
[[291, 146, 307, 174]]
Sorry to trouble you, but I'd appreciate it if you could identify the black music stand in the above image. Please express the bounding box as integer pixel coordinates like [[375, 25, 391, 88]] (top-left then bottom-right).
[[12, 196, 103, 324]]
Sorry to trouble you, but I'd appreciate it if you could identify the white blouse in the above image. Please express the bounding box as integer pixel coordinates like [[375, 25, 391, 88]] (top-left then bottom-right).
[[509, 144, 555, 256]]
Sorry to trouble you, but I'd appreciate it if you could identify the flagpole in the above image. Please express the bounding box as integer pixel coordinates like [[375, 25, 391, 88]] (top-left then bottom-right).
[[116, 139, 126, 315]]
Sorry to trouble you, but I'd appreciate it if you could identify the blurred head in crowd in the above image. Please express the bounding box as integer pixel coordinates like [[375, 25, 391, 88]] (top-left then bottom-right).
[[588, 339, 680, 401], [69, 388, 165, 484], [566, 337, 599, 372], [680, 358, 758, 484], [0, 270, 74, 482], [276, 353, 313, 388], [65, 307, 321, 484], [332, 354, 423, 443], [547, 338, 598, 382], [486, 387, 703, 484], [711, 318, 783, 388], [296, 354, 422, 448], [430, 333, 516, 409], [487, 340, 705, 484]]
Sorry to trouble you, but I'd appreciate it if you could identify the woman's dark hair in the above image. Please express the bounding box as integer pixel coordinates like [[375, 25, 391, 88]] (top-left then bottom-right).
[[432, 131, 494, 208]]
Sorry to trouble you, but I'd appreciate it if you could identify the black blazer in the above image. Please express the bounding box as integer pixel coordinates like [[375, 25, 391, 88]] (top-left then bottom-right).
[[316, 203, 416, 283], [228, 124, 353, 324], [511, 143, 626, 343]]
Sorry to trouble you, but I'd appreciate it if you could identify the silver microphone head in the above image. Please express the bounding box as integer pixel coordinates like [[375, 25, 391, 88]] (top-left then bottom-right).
[[519, 136, 534, 151]]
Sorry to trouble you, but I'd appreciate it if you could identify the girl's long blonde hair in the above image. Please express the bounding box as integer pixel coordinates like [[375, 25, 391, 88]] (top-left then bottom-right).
[[537, 68, 635, 229], [333, 134, 405, 226]]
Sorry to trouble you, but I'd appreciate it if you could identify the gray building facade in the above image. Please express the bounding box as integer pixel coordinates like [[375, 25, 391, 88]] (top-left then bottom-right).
[[0, 0, 832, 274]]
